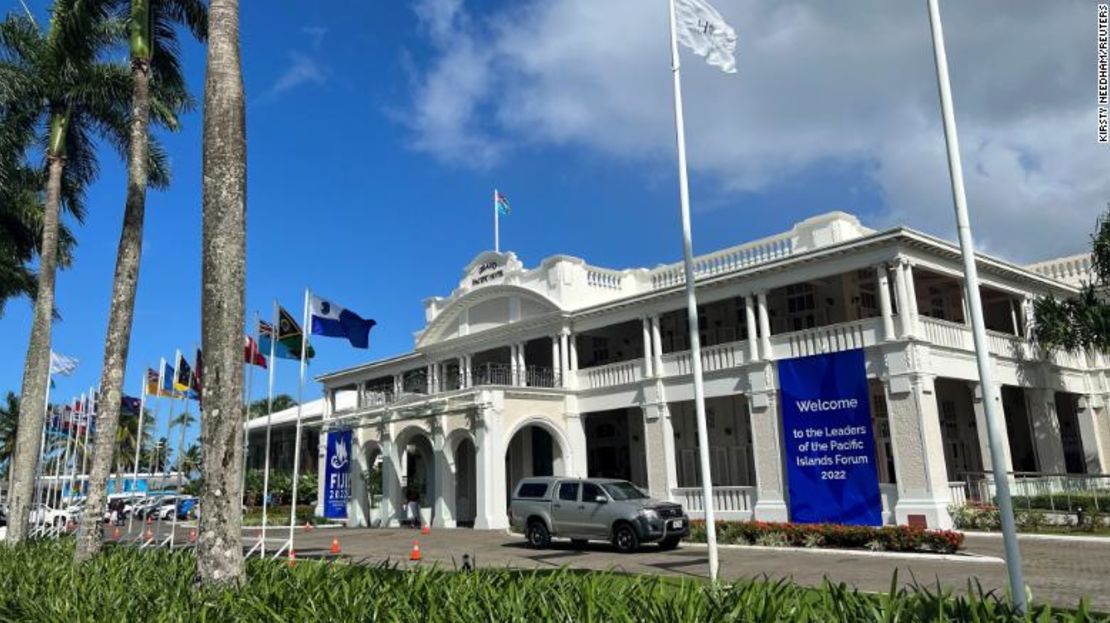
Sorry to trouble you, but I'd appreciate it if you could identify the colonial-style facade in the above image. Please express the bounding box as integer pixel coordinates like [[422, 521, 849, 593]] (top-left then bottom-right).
[[309, 211, 1110, 531]]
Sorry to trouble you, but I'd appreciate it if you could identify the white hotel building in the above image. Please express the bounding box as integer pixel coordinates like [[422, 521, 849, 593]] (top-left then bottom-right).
[[298, 211, 1109, 531]]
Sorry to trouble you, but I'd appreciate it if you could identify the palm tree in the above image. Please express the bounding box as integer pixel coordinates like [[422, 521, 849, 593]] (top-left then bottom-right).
[[247, 393, 296, 418], [197, 0, 246, 585], [77, 0, 205, 560], [0, 1, 140, 543]]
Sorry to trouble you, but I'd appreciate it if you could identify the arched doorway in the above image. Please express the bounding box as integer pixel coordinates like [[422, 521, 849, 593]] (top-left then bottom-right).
[[454, 437, 477, 527], [504, 422, 565, 503]]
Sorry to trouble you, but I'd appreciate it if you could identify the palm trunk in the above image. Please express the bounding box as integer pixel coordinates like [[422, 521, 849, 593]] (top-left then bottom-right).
[[5, 152, 65, 544], [197, 0, 247, 585], [74, 55, 152, 561]]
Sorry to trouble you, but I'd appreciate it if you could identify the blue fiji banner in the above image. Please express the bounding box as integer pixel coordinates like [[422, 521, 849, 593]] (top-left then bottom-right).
[[778, 348, 882, 526], [324, 430, 353, 519]]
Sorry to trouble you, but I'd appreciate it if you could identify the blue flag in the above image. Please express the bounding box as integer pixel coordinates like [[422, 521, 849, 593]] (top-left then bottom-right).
[[309, 293, 376, 349]]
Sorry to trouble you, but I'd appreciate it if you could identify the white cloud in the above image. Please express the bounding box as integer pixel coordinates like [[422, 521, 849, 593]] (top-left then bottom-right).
[[270, 52, 326, 96], [401, 0, 1109, 262]]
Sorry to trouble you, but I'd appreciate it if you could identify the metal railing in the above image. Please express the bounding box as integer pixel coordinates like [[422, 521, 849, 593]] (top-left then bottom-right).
[[958, 471, 1110, 514], [472, 362, 514, 386]]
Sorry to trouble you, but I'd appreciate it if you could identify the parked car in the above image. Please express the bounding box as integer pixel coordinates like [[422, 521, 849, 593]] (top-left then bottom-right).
[[132, 496, 168, 520], [29, 504, 72, 527], [508, 477, 689, 553]]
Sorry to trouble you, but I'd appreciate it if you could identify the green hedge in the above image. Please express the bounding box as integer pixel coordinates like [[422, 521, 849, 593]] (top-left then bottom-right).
[[0, 540, 1099, 621], [687, 520, 965, 554]]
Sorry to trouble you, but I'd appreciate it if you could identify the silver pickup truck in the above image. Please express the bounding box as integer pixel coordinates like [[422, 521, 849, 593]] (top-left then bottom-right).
[[508, 477, 690, 553]]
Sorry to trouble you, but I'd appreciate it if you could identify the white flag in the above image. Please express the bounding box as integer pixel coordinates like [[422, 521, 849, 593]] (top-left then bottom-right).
[[674, 0, 738, 74], [49, 350, 78, 376]]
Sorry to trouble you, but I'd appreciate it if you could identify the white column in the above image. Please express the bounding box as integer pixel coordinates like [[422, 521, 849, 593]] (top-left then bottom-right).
[[972, 382, 1013, 473], [315, 432, 328, 518], [380, 438, 401, 527], [877, 264, 896, 341], [1022, 297, 1035, 338], [642, 317, 654, 378], [894, 260, 914, 338], [650, 315, 664, 377], [517, 343, 527, 386], [393, 374, 402, 397], [509, 344, 518, 386], [474, 406, 507, 529], [1076, 396, 1109, 474], [757, 291, 772, 361], [559, 331, 571, 388], [745, 294, 759, 361], [432, 427, 454, 528], [1028, 388, 1067, 473], [464, 355, 473, 388], [641, 406, 677, 501], [748, 390, 788, 521], [905, 262, 920, 320], [1009, 299, 1020, 336], [569, 333, 578, 371], [885, 375, 954, 529], [565, 413, 588, 477], [348, 433, 368, 528], [458, 356, 466, 389], [426, 364, 434, 394], [551, 337, 561, 386]]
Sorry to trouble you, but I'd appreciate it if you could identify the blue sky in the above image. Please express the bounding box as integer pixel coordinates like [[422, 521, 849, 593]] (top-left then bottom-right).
[[2, 0, 1103, 443]]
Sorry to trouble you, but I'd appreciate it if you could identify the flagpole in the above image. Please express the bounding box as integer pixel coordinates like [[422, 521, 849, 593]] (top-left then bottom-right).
[[79, 386, 95, 502], [169, 350, 192, 548], [281, 288, 310, 559], [258, 301, 278, 557], [926, 0, 1025, 611], [154, 358, 175, 546], [136, 385, 164, 543], [61, 398, 78, 510], [667, 0, 719, 582], [493, 189, 500, 253], [240, 313, 257, 519], [128, 367, 149, 535]]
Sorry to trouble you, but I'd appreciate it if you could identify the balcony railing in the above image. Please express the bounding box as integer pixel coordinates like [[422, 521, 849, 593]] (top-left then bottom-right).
[[661, 340, 747, 377], [671, 486, 755, 517], [522, 366, 558, 388], [770, 317, 881, 360], [580, 360, 640, 390], [472, 362, 514, 386]]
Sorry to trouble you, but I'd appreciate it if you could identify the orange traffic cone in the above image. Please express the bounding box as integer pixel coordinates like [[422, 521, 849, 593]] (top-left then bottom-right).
[[112, 526, 121, 540], [303, 521, 313, 532], [144, 528, 153, 541], [189, 528, 197, 543], [330, 537, 341, 555], [410, 539, 422, 562], [420, 523, 430, 535], [287, 549, 297, 568], [66, 520, 76, 532]]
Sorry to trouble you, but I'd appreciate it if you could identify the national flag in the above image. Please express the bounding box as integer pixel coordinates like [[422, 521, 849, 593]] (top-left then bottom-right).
[[120, 395, 142, 416], [193, 348, 203, 399], [674, 0, 738, 74], [174, 352, 192, 392], [74, 394, 84, 414], [161, 360, 180, 398], [145, 368, 160, 397], [495, 190, 511, 216], [259, 307, 316, 361], [309, 293, 376, 349], [49, 351, 78, 376], [244, 335, 267, 369]]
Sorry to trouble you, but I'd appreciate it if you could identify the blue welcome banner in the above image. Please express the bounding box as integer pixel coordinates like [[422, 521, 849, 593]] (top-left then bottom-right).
[[778, 348, 882, 526], [324, 429, 352, 519]]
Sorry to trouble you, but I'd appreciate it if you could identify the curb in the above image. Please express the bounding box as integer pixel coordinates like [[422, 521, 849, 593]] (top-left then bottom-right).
[[683, 542, 1004, 563], [965, 531, 1110, 544]]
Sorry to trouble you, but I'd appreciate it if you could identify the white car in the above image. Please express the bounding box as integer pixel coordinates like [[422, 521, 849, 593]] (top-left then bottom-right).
[[29, 504, 71, 527]]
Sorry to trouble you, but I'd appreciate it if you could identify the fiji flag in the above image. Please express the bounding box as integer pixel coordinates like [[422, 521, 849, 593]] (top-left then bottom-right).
[[309, 293, 376, 349]]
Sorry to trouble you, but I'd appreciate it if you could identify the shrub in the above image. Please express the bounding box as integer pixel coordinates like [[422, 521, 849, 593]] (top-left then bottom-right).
[[687, 520, 965, 554]]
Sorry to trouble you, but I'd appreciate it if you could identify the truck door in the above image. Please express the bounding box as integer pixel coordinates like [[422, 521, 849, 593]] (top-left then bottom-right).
[[550, 480, 582, 537], [579, 482, 611, 538]]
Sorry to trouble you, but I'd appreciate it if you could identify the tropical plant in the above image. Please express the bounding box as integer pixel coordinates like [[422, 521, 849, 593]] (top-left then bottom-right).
[[1034, 204, 1110, 352], [247, 393, 296, 418], [0, 392, 18, 480], [197, 0, 247, 585], [0, 541, 1100, 621], [1, 0, 175, 543], [78, 0, 206, 561]]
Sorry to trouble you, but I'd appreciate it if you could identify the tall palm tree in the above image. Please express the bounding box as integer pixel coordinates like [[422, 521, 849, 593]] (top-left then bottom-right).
[[1, 1, 174, 544], [78, 0, 207, 561], [197, 0, 246, 585]]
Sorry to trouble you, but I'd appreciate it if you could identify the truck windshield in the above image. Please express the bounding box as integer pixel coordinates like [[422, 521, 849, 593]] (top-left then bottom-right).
[[601, 482, 648, 501]]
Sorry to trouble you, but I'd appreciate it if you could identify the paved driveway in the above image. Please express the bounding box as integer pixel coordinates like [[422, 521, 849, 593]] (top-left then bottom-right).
[[273, 527, 1109, 611], [106, 523, 1108, 611]]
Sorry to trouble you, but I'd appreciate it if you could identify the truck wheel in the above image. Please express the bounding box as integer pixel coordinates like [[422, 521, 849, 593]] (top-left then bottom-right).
[[658, 536, 682, 551], [526, 520, 551, 549], [613, 523, 640, 553]]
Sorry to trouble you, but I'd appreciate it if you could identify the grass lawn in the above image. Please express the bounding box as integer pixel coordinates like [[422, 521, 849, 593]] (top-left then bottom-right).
[[0, 540, 1104, 621]]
